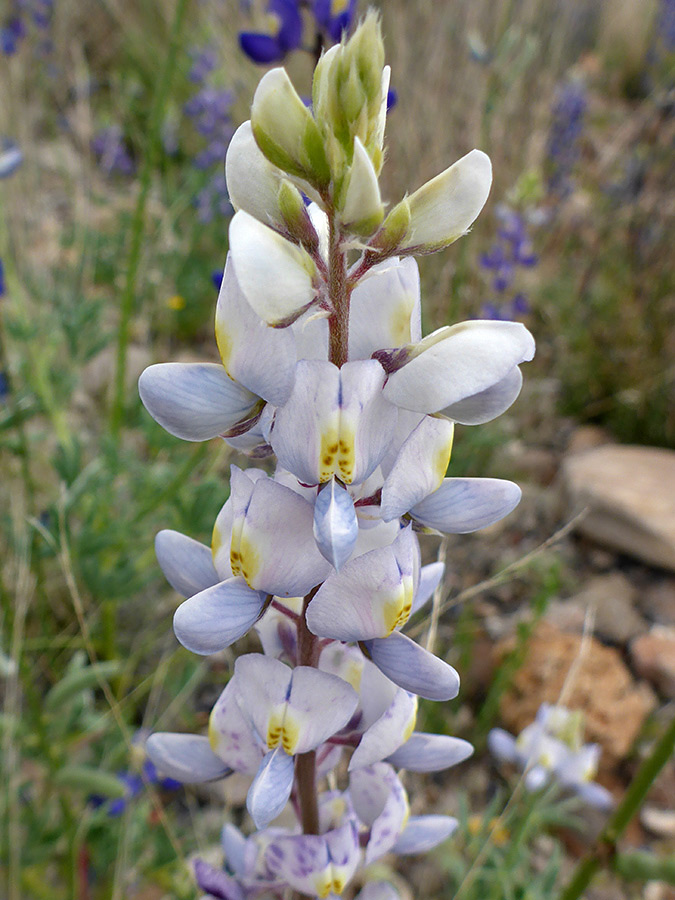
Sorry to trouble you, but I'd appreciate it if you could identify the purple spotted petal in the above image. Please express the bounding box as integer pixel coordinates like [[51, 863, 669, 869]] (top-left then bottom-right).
[[350, 764, 409, 864], [247, 747, 295, 828], [411, 478, 521, 533], [364, 633, 460, 701], [266, 833, 330, 897], [138, 362, 260, 441], [209, 679, 265, 776], [155, 529, 219, 598], [393, 815, 458, 854], [145, 733, 230, 783], [194, 858, 244, 900], [173, 578, 267, 655], [313, 479, 359, 570]]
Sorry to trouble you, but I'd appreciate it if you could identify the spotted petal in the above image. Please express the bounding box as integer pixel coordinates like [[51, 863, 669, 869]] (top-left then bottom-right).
[[247, 747, 295, 828], [410, 478, 521, 533], [386, 733, 473, 772], [393, 815, 458, 854], [139, 362, 260, 441], [364, 633, 460, 701], [380, 416, 454, 521], [209, 679, 264, 776], [215, 255, 297, 406], [350, 764, 409, 864], [155, 530, 219, 598], [173, 578, 267, 655], [307, 527, 419, 641], [145, 733, 230, 783], [229, 210, 317, 326], [234, 655, 358, 756], [382, 321, 535, 414], [194, 859, 244, 900], [267, 821, 360, 900]]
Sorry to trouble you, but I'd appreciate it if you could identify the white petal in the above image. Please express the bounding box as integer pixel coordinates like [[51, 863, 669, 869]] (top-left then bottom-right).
[[350, 688, 417, 770], [382, 320, 535, 414], [247, 747, 295, 828], [139, 363, 259, 441], [215, 255, 297, 406], [225, 120, 284, 227], [411, 562, 445, 615], [380, 417, 454, 520], [209, 678, 264, 776], [365, 633, 460, 701], [393, 815, 458, 854], [401, 149, 492, 251], [172, 578, 267, 655], [387, 733, 473, 772], [349, 257, 421, 360], [229, 211, 317, 326]]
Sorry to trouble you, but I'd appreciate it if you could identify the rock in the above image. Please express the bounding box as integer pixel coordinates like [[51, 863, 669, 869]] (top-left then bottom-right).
[[638, 579, 675, 626], [545, 599, 587, 633], [81, 344, 152, 398], [630, 626, 675, 698], [563, 445, 675, 572], [641, 806, 675, 838], [498, 622, 657, 765], [574, 572, 647, 645]]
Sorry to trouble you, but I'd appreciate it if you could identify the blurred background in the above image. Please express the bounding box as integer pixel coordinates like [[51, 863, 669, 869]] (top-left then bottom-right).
[[1, 0, 674, 898]]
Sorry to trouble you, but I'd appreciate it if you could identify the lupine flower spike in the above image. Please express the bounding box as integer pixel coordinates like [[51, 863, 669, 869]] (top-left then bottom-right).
[[140, 13, 535, 897], [488, 704, 614, 810]]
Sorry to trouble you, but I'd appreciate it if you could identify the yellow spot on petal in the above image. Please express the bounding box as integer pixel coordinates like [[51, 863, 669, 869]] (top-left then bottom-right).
[[331, 0, 350, 14], [389, 296, 414, 345], [215, 320, 234, 373], [313, 871, 333, 899], [432, 426, 454, 485], [331, 872, 347, 895], [211, 523, 222, 562], [336, 427, 356, 484], [167, 294, 185, 310], [237, 533, 261, 586], [403, 703, 418, 743], [266, 709, 284, 750], [319, 429, 340, 482]]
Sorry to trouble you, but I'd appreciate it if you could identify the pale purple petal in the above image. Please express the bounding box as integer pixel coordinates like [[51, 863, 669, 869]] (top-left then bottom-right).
[[441, 366, 523, 425], [209, 679, 264, 776], [393, 815, 458, 854], [232, 476, 333, 596], [194, 859, 244, 900], [138, 363, 260, 441], [411, 478, 521, 533], [307, 527, 418, 641], [325, 820, 361, 894], [247, 747, 295, 828], [524, 765, 549, 791], [313, 479, 359, 570], [411, 562, 445, 615], [338, 360, 397, 485], [386, 733, 473, 772], [355, 883, 401, 900], [349, 687, 417, 770], [380, 416, 454, 521], [487, 728, 518, 764], [155, 530, 219, 598], [173, 578, 267, 655], [575, 781, 614, 810], [364, 633, 460, 701], [145, 733, 230, 783], [215, 255, 297, 406], [266, 833, 331, 898], [349, 764, 409, 864], [221, 824, 248, 878]]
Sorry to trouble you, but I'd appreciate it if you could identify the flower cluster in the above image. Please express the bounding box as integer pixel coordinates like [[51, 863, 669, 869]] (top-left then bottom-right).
[[239, 0, 357, 65], [488, 705, 614, 810], [1, 0, 53, 56], [138, 15, 535, 898], [545, 79, 586, 201], [184, 46, 236, 222], [479, 205, 536, 321], [91, 126, 136, 177]]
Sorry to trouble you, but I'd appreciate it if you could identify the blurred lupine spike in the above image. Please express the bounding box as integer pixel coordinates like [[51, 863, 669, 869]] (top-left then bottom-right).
[[545, 78, 586, 201], [488, 704, 615, 811], [139, 17, 536, 898], [479, 203, 537, 320], [91, 126, 135, 177]]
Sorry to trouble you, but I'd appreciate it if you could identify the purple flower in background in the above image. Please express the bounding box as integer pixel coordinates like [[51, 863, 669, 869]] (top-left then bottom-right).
[[658, 0, 675, 51], [1, 0, 53, 56], [1, 18, 24, 54], [0, 258, 5, 296], [314, 0, 358, 43], [188, 45, 218, 84], [89, 759, 181, 817], [91, 126, 135, 176], [239, 0, 304, 64], [545, 79, 586, 200], [480, 205, 536, 320]]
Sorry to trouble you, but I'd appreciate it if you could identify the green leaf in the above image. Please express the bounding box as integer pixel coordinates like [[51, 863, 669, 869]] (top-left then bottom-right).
[[45, 660, 122, 711], [54, 765, 126, 798]]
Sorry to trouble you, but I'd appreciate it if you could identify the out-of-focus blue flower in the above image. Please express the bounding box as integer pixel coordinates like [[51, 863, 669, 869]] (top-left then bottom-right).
[[239, 0, 304, 64], [545, 79, 586, 201], [89, 759, 181, 818], [0, 258, 5, 296], [0, 139, 24, 178], [0, 370, 9, 402], [1, 1, 53, 55], [1, 18, 24, 54], [659, 0, 675, 51], [212, 269, 224, 291], [91, 126, 135, 176], [184, 51, 236, 222], [479, 205, 536, 321], [314, 0, 357, 43]]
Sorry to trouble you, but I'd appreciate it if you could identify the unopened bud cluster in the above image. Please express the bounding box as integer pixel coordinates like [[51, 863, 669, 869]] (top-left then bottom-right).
[[138, 14, 535, 899]]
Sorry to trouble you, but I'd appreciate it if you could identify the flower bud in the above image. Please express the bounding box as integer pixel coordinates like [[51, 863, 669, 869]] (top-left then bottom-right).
[[369, 197, 411, 255], [338, 137, 384, 236], [277, 180, 319, 253], [252, 68, 331, 189]]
